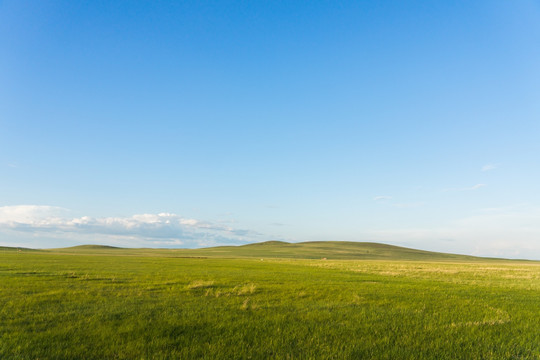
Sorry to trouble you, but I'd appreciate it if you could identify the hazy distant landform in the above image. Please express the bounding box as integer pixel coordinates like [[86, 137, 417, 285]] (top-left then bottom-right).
[[4, 240, 528, 261]]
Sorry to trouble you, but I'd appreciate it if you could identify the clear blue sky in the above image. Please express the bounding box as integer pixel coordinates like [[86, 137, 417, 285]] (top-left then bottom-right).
[[1, 1, 540, 259]]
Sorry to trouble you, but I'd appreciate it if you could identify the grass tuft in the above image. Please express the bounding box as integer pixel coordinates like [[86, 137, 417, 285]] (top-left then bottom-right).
[[237, 283, 257, 295], [187, 280, 214, 289], [240, 298, 250, 310]]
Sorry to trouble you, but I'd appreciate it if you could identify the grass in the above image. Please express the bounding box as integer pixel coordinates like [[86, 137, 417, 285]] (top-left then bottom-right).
[[0, 242, 539, 359]]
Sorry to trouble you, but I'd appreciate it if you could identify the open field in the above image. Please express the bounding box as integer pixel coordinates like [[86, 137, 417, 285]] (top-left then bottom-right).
[[1, 242, 539, 359]]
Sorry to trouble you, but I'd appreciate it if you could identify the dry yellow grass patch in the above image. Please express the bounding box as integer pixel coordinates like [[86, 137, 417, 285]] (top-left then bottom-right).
[[241, 298, 250, 310], [187, 280, 214, 289], [236, 283, 257, 295]]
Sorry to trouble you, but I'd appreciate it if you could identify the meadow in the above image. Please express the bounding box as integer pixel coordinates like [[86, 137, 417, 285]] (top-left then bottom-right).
[[0, 242, 539, 359]]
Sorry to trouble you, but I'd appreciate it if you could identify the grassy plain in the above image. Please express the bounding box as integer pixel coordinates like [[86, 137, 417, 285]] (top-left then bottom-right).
[[1, 242, 539, 359]]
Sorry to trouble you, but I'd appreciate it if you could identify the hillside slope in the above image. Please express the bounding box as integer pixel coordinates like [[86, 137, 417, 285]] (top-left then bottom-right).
[[45, 240, 503, 261], [182, 241, 487, 261]]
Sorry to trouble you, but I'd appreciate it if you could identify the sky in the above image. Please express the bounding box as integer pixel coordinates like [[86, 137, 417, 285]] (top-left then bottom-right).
[[1, 1, 540, 259]]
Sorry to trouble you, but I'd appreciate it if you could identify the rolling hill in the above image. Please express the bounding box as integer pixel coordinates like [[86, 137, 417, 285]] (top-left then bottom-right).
[[38, 240, 509, 261], [178, 240, 493, 261]]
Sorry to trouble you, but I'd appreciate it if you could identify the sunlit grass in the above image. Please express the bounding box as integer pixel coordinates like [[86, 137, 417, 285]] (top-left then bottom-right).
[[0, 250, 539, 359]]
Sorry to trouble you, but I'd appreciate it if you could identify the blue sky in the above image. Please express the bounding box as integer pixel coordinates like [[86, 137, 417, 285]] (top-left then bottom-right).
[[1, 1, 540, 259]]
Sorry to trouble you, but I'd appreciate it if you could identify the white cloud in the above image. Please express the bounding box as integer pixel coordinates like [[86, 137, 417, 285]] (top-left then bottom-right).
[[469, 183, 486, 190], [481, 164, 497, 171], [443, 183, 486, 192], [0, 205, 68, 224], [374, 196, 392, 201], [0, 205, 261, 248], [365, 205, 540, 260]]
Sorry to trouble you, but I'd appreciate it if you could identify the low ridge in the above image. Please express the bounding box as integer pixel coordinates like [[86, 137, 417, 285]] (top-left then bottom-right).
[[62, 245, 121, 250], [0, 246, 41, 252], [24, 241, 514, 261], [190, 240, 482, 261]]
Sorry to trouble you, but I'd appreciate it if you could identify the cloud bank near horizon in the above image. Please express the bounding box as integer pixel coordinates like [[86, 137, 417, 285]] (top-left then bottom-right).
[[1, 205, 540, 260], [0, 205, 261, 248], [365, 205, 540, 260]]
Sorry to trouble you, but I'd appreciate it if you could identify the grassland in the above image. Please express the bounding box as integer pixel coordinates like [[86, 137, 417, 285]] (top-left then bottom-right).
[[1, 242, 539, 359]]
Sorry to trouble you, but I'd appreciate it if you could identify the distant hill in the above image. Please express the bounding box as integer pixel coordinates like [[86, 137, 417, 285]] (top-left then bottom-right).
[[42, 240, 506, 261], [63, 245, 121, 250], [183, 241, 488, 261], [0, 246, 41, 252]]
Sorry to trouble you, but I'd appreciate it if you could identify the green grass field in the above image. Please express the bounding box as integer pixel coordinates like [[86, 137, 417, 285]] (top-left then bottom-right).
[[1, 242, 539, 359]]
